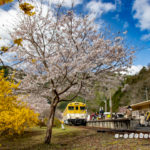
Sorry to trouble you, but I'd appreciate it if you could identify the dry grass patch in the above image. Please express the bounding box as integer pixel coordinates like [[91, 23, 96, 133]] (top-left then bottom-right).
[[1, 126, 150, 150]]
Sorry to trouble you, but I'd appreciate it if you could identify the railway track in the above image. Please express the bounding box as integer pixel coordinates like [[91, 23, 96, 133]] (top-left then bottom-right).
[[77, 125, 150, 134]]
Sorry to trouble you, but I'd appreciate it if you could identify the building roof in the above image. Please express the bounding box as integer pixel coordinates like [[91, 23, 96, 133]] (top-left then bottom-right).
[[130, 100, 150, 108]]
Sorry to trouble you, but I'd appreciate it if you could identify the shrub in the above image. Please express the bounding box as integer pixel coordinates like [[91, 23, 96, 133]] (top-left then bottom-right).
[[53, 118, 61, 128], [38, 118, 48, 128], [0, 70, 39, 136]]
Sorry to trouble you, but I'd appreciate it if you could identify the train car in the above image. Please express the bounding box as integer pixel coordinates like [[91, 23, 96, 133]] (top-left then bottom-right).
[[63, 102, 87, 125]]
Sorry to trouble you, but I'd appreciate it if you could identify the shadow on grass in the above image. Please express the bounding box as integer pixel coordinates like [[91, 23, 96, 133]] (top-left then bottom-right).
[[0, 126, 87, 150], [2, 127, 149, 150], [0, 127, 46, 150], [1, 128, 45, 140]]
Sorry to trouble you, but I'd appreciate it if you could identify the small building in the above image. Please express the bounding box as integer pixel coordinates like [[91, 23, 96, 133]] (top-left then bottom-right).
[[131, 100, 150, 112], [130, 100, 150, 119]]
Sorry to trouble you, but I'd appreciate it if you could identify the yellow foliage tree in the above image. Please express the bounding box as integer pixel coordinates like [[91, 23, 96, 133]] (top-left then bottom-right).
[[0, 0, 13, 6], [14, 38, 23, 46], [0, 1, 35, 16], [19, 2, 35, 16], [0, 1, 35, 56], [0, 70, 39, 135]]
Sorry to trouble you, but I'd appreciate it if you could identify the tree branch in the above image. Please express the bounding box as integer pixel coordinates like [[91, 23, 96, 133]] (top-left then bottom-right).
[[59, 81, 83, 102]]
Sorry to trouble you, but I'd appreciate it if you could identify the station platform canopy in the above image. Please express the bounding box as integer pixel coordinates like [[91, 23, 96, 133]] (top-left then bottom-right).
[[130, 100, 150, 111]]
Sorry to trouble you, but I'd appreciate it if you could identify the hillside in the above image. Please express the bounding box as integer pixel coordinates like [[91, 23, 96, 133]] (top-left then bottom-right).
[[3, 65, 149, 114], [112, 66, 150, 111]]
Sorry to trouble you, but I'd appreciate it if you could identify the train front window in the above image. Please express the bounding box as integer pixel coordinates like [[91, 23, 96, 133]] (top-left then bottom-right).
[[76, 106, 78, 110], [80, 106, 85, 110], [68, 106, 74, 110]]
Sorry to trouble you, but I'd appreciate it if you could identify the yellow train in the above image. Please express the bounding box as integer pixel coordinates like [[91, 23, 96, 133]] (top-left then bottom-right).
[[63, 102, 87, 125]]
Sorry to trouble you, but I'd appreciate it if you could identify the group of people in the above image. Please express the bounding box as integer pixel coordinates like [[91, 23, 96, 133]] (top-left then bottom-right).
[[90, 109, 112, 120], [90, 105, 150, 125], [123, 105, 150, 127], [90, 110, 106, 120]]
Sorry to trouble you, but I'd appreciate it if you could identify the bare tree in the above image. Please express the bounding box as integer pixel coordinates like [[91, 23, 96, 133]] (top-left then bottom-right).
[[9, 1, 134, 144]]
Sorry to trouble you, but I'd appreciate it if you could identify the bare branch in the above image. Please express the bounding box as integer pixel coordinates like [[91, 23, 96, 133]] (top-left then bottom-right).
[[59, 81, 83, 102]]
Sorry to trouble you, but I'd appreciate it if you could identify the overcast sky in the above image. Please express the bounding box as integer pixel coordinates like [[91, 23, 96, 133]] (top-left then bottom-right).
[[0, 0, 150, 75]]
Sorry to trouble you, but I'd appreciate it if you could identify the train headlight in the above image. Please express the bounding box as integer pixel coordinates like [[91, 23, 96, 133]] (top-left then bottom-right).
[[80, 114, 85, 118], [67, 114, 70, 119]]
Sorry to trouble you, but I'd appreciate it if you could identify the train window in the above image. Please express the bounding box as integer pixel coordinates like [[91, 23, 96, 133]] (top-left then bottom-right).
[[80, 106, 85, 110], [68, 106, 74, 110], [76, 106, 78, 110]]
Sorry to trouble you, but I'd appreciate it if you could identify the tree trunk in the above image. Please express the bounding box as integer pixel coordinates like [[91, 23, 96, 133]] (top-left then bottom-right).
[[109, 90, 112, 119], [44, 102, 57, 144]]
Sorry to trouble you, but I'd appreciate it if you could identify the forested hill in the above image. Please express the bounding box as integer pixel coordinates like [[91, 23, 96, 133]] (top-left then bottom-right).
[[112, 66, 150, 111], [2, 65, 150, 113]]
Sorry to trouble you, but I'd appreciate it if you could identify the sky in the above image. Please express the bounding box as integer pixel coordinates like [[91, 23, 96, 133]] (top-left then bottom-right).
[[0, 0, 150, 74]]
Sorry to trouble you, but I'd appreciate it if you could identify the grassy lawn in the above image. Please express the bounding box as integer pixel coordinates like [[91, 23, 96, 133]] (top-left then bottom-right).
[[1, 126, 150, 150]]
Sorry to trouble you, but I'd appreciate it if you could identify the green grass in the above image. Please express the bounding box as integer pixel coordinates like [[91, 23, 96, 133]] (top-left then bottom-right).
[[0, 126, 84, 150], [1, 126, 150, 150]]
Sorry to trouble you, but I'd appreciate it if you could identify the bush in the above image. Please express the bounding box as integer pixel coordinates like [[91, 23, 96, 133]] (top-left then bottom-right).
[[38, 117, 61, 128], [38, 118, 48, 128], [0, 70, 39, 136], [53, 118, 61, 128]]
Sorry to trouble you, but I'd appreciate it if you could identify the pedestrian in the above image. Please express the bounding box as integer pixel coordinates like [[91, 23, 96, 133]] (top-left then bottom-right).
[[140, 113, 145, 127], [125, 106, 132, 119]]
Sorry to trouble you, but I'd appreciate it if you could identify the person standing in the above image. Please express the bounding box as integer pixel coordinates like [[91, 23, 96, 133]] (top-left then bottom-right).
[[125, 106, 132, 119], [140, 113, 145, 127]]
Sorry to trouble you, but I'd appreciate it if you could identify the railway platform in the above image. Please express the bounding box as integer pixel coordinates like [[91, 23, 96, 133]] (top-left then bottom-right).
[[87, 119, 139, 130]]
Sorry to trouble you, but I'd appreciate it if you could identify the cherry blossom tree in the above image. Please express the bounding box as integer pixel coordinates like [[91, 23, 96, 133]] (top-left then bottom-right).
[[9, 1, 134, 144]]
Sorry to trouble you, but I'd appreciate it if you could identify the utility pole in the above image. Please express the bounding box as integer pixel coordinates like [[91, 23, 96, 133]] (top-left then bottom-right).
[[104, 99, 107, 112], [146, 87, 148, 101], [84, 98, 86, 104], [109, 90, 112, 119]]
